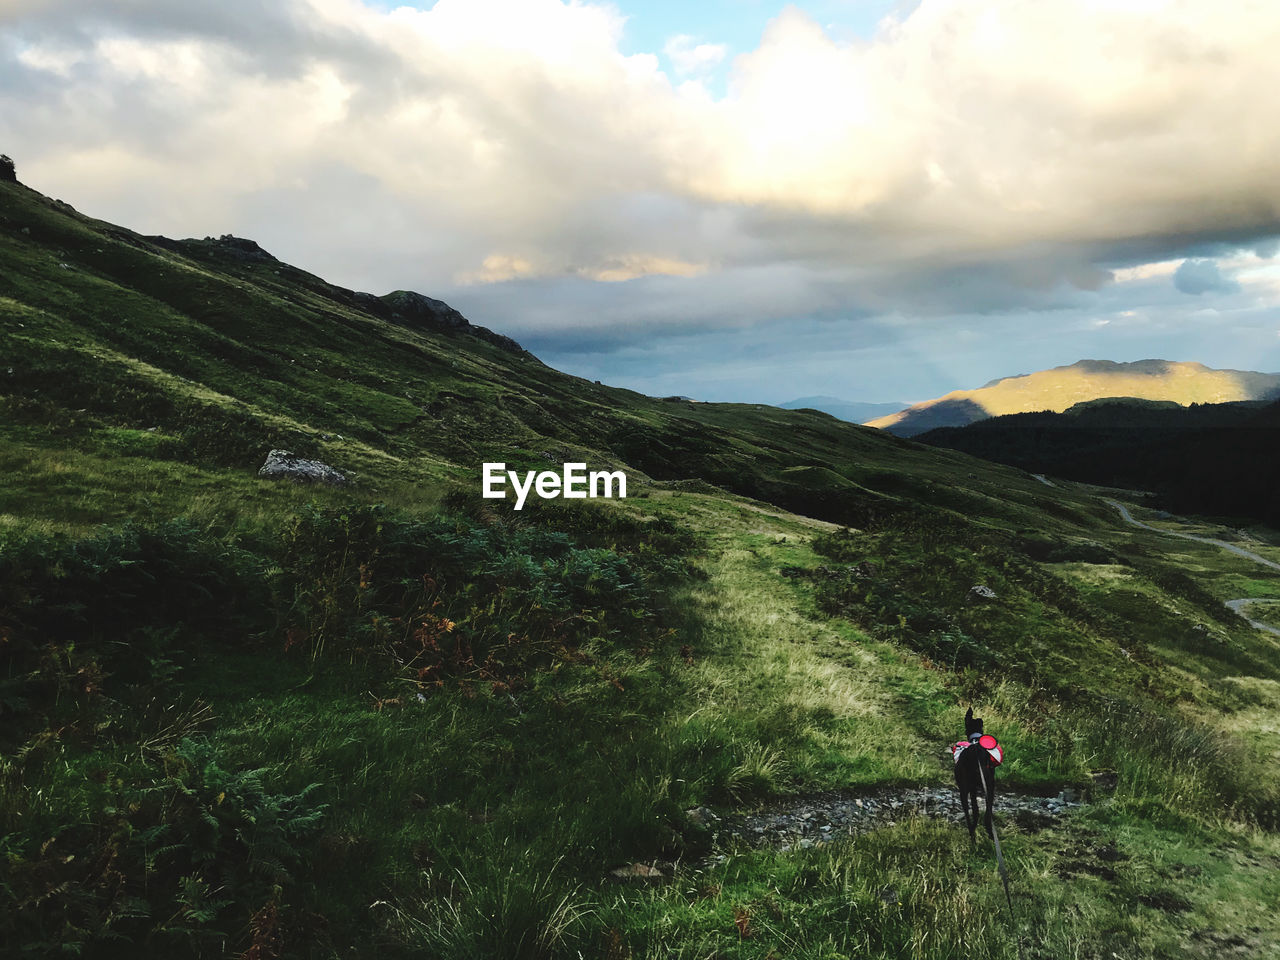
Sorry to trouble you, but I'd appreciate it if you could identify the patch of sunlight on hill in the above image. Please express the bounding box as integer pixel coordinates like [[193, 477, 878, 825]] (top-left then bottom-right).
[[866, 359, 1280, 433]]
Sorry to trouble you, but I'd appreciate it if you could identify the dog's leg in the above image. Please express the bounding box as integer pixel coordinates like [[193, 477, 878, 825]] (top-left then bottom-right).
[[982, 766, 995, 840]]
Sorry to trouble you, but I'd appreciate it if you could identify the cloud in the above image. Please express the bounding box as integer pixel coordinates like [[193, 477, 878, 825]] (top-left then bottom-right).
[[456, 254, 540, 285], [663, 34, 726, 77], [1174, 258, 1240, 296], [1112, 260, 1181, 284], [576, 254, 709, 283], [455, 251, 708, 284], [3, 0, 1280, 394]]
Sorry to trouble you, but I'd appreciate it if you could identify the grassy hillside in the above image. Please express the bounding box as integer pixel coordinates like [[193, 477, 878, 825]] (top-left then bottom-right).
[[3, 175, 1280, 959]]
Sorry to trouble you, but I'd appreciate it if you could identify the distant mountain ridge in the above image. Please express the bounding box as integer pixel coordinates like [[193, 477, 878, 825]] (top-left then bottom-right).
[[864, 359, 1280, 436], [778, 396, 906, 423]]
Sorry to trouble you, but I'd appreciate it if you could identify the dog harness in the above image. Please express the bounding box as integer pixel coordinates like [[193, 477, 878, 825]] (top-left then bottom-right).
[[953, 734, 1003, 766]]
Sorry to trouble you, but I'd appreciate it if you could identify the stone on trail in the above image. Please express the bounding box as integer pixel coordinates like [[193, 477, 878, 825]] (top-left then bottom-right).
[[685, 806, 719, 828]]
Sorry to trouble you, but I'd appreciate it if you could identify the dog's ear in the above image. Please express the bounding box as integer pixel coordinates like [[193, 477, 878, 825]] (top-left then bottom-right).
[[965, 707, 973, 723]]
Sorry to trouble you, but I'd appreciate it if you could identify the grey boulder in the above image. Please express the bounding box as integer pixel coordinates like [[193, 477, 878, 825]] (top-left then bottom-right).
[[258, 449, 347, 485]]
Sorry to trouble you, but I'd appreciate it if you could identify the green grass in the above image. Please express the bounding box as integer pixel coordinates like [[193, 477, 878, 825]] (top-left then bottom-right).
[[2, 175, 1279, 957], [597, 812, 1280, 959]]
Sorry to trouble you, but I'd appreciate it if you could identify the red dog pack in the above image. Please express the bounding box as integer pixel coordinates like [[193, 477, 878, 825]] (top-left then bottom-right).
[[952, 734, 1003, 766]]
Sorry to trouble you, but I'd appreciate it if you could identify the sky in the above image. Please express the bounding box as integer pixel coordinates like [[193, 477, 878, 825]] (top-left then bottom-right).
[[3, 0, 1280, 405]]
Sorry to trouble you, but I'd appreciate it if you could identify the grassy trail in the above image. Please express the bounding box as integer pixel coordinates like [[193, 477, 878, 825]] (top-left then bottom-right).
[[591, 492, 1280, 959], [657, 490, 951, 794]]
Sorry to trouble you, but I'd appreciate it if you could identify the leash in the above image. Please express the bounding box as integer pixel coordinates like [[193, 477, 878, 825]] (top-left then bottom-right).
[[978, 760, 1022, 958]]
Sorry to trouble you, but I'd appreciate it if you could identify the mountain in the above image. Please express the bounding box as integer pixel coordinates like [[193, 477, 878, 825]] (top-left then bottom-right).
[[4, 169, 1280, 957], [917, 395, 1280, 525], [864, 359, 1280, 436], [0, 169, 1068, 534], [778, 395, 906, 423]]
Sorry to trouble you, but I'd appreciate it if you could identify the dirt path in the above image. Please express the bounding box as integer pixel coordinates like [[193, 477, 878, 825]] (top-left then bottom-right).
[[1103, 498, 1280, 636]]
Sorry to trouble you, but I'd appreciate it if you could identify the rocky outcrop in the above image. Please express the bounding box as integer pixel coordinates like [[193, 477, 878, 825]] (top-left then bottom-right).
[[0, 155, 16, 183], [166, 234, 280, 264], [468, 324, 527, 355], [381, 290, 470, 331], [208, 235, 277, 262], [258, 449, 347, 485], [379, 289, 533, 358]]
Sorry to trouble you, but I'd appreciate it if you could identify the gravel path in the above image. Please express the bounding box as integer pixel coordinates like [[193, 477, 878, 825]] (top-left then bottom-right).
[[1104, 498, 1280, 636], [1103, 499, 1280, 571], [1224, 599, 1280, 638], [694, 785, 1088, 862]]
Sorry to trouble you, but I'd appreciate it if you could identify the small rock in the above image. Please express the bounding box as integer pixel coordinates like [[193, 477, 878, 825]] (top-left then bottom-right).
[[610, 862, 664, 880], [258, 449, 347, 485], [969, 584, 998, 601], [685, 806, 719, 828], [1090, 770, 1119, 793]]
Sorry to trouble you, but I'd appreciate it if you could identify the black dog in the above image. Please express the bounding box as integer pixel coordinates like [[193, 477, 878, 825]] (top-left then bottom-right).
[[953, 707, 1001, 842]]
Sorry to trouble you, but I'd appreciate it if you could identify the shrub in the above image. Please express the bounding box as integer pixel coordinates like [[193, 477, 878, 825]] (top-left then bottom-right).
[[2, 739, 325, 957], [0, 522, 269, 742], [275, 505, 680, 687]]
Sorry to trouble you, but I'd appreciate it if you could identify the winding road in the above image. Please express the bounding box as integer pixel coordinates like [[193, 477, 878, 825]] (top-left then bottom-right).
[[1103, 498, 1280, 637]]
